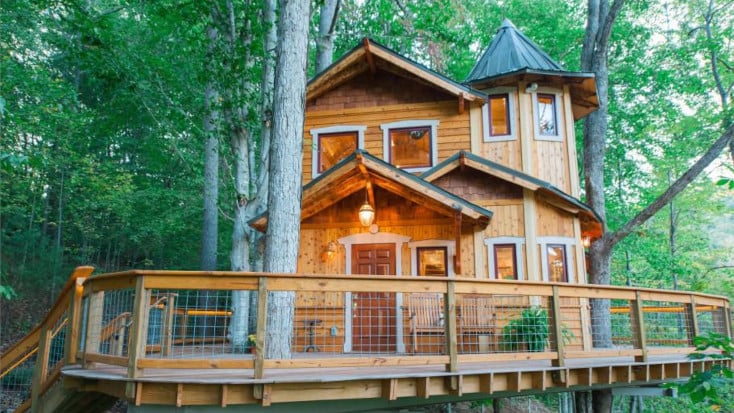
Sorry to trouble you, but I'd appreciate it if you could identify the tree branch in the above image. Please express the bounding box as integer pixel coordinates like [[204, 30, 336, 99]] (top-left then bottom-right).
[[605, 125, 734, 248], [596, 0, 625, 56]]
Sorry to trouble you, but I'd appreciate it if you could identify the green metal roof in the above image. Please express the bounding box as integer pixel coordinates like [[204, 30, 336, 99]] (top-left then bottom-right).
[[466, 19, 581, 83]]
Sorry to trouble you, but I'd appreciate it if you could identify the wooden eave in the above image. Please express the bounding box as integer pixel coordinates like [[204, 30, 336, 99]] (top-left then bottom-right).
[[308, 38, 485, 104], [250, 152, 492, 232], [466, 69, 599, 120], [422, 151, 604, 236]]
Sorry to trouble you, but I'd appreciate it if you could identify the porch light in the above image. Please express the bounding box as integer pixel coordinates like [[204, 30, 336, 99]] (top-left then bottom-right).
[[358, 201, 375, 227]]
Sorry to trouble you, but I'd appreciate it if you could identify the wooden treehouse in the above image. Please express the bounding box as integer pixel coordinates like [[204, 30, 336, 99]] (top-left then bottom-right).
[[2, 20, 732, 413]]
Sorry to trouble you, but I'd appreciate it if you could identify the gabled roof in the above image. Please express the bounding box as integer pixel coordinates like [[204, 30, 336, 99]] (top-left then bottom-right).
[[465, 19, 598, 120], [465, 19, 565, 82], [421, 151, 603, 237], [308, 38, 486, 103], [250, 150, 493, 231]]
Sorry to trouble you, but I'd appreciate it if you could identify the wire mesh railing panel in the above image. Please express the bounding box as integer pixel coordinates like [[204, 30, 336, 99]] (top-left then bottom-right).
[[47, 315, 69, 375], [590, 299, 634, 349], [557, 297, 584, 351], [456, 294, 495, 354], [642, 301, 692, 347], [493, 295, 550, 353], [350, 291, 403, 355], [143, 289, 236, 359], [696, 306, 727, 336], [0, 350, 36, 412], [96, 288, 135, 356], [291, 291, 345, 355]]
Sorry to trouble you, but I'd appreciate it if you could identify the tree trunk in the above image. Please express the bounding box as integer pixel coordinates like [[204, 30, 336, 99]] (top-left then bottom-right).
[[262, 0, 310, 359], [228, 0, 277, 348], [315, 0, 340, 73], [580, 1, 624, 411], [201, 17, 220, 272]]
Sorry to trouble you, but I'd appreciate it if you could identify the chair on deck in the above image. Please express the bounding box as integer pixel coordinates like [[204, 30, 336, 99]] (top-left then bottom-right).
[[459, 296, 495, 351], [407, 293, 445, 353]]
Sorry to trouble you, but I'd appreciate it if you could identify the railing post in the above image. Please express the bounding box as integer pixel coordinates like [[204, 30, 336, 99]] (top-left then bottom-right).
[[254, 277, 269, 379], [65, 276, 87, 365], [444, 280, 458, 388], [161, 293, 177, 357], [630, 291, 647, 362], [686, 295, 699, 345], [83, 290, 105, 368], [550, 286, 565, 367], [125, 275, 150, 399], [30, 323, 51, 413]]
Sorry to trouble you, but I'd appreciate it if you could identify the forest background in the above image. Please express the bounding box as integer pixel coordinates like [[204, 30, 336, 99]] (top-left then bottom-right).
[[1, 0, 733, 359]]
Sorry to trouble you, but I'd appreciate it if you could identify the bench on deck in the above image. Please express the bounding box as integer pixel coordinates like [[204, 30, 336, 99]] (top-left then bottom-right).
[[406, 293, 445, 353]]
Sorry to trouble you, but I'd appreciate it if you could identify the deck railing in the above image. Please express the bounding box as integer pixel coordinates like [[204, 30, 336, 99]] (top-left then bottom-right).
[[1, 267, 732, 411]]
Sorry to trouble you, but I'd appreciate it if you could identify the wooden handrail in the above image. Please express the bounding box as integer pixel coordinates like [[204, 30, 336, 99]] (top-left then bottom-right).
[[0, 266, 93, 412]]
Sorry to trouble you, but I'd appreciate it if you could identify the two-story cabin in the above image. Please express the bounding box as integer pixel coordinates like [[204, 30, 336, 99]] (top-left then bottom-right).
[[252, 19, 602, 354]]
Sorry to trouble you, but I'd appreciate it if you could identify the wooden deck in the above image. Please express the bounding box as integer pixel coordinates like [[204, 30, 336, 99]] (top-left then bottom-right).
[[2, 268, 732, 412], [61, 351, 728, 409]]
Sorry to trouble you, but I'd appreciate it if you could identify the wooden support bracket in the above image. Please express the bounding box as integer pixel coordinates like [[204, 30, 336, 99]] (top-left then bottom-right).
[[382, 378, 398, 400]]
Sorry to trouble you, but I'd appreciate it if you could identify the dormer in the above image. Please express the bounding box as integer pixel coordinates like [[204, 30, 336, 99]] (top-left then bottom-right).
[[465, 19, 598, 197]]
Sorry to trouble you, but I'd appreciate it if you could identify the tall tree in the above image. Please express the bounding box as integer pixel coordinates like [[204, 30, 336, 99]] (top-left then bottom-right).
[[581, 0, 733, 411], [201, 5, 221, 272], [315, 0, 341, 73], [230, 0, 278, 348], [262, 0, 310, 358]]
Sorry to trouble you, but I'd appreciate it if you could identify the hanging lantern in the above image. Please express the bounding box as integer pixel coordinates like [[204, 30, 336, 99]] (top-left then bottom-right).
[[358, 201, 375, 227]]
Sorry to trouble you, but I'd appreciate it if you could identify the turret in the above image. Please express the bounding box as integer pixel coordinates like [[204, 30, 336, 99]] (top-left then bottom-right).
[[465, 19, 598, 197]]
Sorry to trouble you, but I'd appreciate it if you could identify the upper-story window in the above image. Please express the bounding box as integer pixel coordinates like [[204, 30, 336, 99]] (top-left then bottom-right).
[[482, 89, 516, 142], [538, 237, 575, 283], [493, 244, 518, 280], [546, 244, 567, 282], [381, 120, 439, 173], [531, 89, 563, 141], [485, 237, 524, 280], [311, 125, 365, 178]]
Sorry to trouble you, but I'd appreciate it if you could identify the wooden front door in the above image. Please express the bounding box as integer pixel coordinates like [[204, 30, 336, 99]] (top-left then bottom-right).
[[351, 243, 396, 352]]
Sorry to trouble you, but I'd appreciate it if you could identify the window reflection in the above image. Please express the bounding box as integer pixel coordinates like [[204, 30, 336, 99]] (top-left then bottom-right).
[[494, 244, 517, 280], [547, 244, 567, 282], [417, 247, 447, 276]]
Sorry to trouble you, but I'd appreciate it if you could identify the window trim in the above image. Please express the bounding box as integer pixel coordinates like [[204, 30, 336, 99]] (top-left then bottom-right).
[[482, 88, 516, 142], [381, 120, 439, 173], [310, 125, 366, 178], [484, 237, 525, 280], [538, 236, 576, 283], [408, 239, 455, 277], [531, 89, 564, 142]]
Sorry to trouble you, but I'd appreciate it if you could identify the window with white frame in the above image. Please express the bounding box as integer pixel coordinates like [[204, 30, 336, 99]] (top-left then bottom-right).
[[408, 239, 455, 277], [538, 237, 575, 283], [310, 125, 366, 178], [482, 88, 516, 142], [484, 237, 524, 280], [381, 120, 439, 172], [531, 89, 563, 141]]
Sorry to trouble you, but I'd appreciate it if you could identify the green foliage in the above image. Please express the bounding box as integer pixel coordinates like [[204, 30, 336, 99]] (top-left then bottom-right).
[[500, 307, 550, 352], [666, 333, 734, 410]]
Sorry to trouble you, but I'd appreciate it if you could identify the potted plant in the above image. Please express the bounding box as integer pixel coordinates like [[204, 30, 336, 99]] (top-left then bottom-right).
[[246, 334, 257, 354]]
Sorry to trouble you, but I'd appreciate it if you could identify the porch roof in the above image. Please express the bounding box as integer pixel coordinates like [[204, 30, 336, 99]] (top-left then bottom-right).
[[421, 151, 604, 238], [249, 150, 493, 232]]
